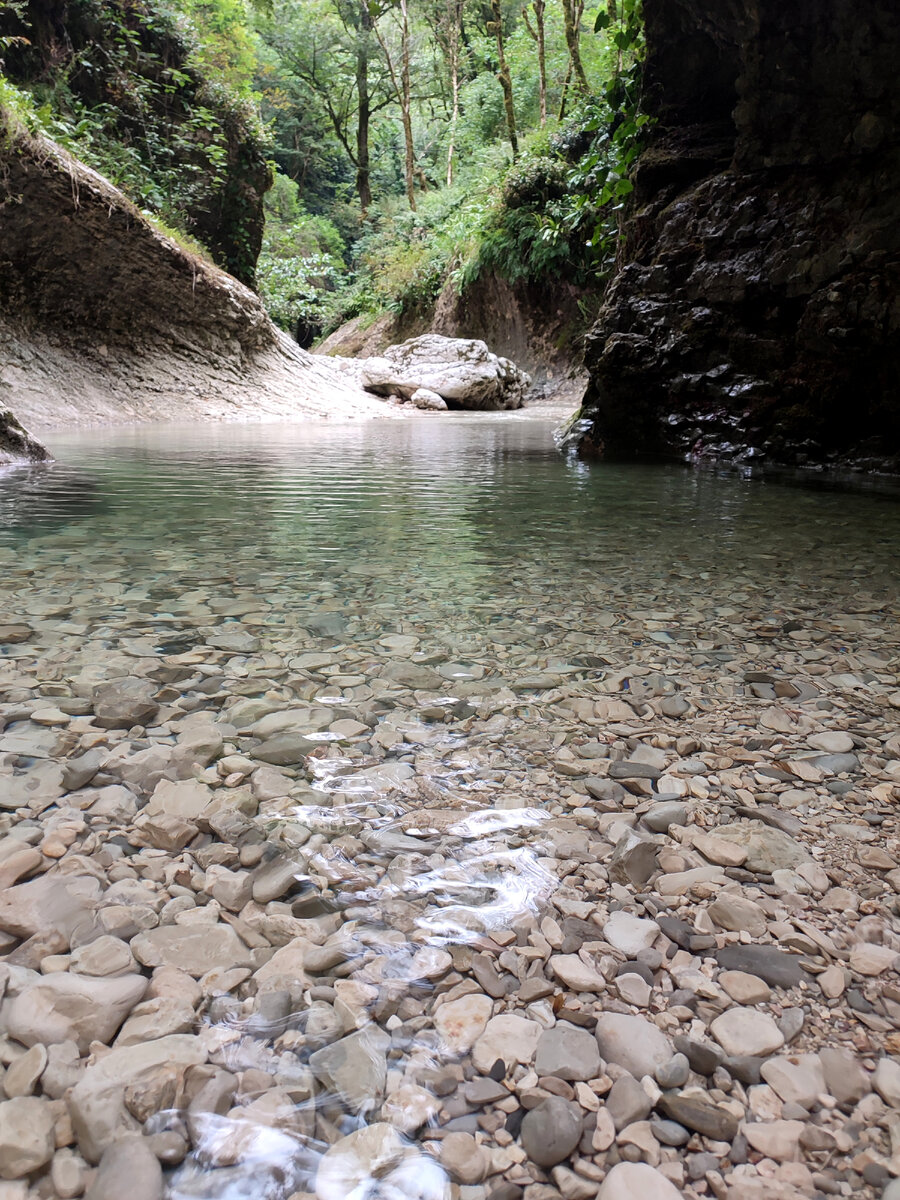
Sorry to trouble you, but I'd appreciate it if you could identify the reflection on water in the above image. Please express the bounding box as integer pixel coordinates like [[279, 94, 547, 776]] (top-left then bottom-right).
[[1, 414, 899, 1197], [0, 461, 103, 536], [6, 417, 898, 582]]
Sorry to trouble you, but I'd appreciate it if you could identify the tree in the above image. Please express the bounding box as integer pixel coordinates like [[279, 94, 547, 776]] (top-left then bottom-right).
[[560, 0, 589, 97], [258, 0, 394, 214], [488, 0, 517, 157], [371, 0, 419, 208], [521, 0, 547, 127], [346, 0, 376, 212], [426, 0, 468, 183]]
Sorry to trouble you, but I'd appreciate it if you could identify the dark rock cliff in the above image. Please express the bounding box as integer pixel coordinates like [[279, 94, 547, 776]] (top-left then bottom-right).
[[0, 410, 51, 465], [574, 0, 900, 469]]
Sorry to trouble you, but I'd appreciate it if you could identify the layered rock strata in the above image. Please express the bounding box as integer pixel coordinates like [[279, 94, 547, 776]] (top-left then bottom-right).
[[0, 115, 389, 433]]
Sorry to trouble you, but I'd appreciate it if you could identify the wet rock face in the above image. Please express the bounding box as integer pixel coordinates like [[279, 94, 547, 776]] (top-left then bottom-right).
[[0, 410, 50, 465], [575, 0, 900, 470]]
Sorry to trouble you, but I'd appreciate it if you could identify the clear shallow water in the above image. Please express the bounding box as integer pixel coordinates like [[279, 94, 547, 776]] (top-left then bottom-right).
[[2, 414, 900, 1197], [4, 415, 899, 582]]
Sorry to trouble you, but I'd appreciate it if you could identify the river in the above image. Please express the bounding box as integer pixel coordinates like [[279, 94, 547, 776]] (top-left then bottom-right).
[[0, 412, 898, 1199]]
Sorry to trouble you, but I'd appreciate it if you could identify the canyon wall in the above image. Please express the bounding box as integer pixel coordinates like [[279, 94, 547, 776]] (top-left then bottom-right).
[[573, 0, 900, 469], [0, 114, 388, 442]]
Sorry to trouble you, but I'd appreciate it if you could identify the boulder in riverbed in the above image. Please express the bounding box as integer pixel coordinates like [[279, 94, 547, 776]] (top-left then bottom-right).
[[0, 409, 50, 465], [357, 335, 530, 410]]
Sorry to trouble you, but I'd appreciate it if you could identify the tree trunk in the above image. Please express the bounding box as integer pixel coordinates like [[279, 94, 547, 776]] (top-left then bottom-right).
[[443, 0, 464, 184], [447, 49, 460, 183], [355, 0, 373, 213], [490, 0, 517, 158], [522, 0, 547, 126], [399, 0, 416, 209], [557, 61, 572, 120], [561, 0, 589, 96]]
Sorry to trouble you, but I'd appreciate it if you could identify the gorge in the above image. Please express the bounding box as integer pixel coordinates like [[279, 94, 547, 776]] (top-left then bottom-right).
[[0, 5, 899, 1200]]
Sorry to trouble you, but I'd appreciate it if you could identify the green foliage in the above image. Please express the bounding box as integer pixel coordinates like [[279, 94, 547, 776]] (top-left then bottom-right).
[[0, 0, 270, 279], [317, 0, 651, 330], [256, 172, 345, 332], [3, 0, 651, 326]]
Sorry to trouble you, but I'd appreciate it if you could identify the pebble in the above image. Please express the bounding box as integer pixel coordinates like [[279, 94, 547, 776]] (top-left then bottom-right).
[[655, 1053, 690, 1089], [873, 1058, 900, 1108], [599, 1162, 685, 1199], [657, 1091, 739, 1139], [715, 944, 807, 988], [440, 1132, 487, 1184], [710, 1008, 785, 1058], [315, 1124, 443, 1200], [595, 1014, 674, 1079], [603, 911, 660, 955], [719, 970, 772, 1004], [472, 1014, 542, 1073], [520, 1096, 583, 1166], [708, 892, 768, 937], [0, 1097, 55, 1178], [743, 1119, 805, 1161], [2, 1044, 47, 1097], [84, 1136, 163, 1200], [607, 1074, 652, 1129], [434, 993, 493, 1055], [534, 1024, 602, 1082]]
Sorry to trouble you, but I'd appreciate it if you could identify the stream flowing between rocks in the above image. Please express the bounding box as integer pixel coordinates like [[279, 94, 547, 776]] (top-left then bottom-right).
[[0, 413, 899, 1200]]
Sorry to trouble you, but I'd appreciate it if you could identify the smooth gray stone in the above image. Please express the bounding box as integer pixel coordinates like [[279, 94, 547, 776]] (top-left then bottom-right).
[[655, 1053, 690, 1089], [812, 752, 860, 774], [304, 613, 348, 637], [464, 1078, 509, 1107], [534, 1024, 602, 1083], [85, 1136, 163, 1200], [520, 1096, 582, 1166], [672, 1036, 723, 1077], [642, 803, 688, 833], [650, 1118, 691, 1147], [716, 943, 808, 988], [607, 1074, 652, 1131], [608, 761, 663, 780], [658, 1093, 739, 1140]]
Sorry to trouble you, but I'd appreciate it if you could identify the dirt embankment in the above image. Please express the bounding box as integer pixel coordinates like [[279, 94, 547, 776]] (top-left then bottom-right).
[[0, 113, 391, 448]]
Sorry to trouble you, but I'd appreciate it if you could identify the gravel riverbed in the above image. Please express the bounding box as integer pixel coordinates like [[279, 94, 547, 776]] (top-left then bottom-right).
[[0, 422, 898, 1200]]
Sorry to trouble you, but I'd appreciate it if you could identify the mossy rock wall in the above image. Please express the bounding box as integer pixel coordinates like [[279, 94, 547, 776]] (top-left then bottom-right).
[[0, 0, 270, 284]]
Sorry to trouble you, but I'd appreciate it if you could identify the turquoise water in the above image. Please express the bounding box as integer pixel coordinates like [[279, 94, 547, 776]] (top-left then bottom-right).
[[3, 416, 898, 607]]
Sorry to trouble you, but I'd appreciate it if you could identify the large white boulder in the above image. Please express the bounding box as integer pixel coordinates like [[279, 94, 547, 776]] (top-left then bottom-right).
[[358, 335, 530, 410]]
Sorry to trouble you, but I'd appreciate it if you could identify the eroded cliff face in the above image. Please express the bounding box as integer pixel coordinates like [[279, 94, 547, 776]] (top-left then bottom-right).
[[0, 0, 270, 285], [0, 114, 388, 434], [574, 0, 900, 469]]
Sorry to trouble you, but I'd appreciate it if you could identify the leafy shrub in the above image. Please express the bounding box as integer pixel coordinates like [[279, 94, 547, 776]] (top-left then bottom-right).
[[257, 172, 345, 335], [501, 156, 570, 209]]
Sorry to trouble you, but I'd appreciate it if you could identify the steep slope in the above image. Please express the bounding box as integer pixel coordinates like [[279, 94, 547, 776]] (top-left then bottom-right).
[[572, 0, 900, 469], [0, 0, 269, 285], [0, 114, 391, 436]]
